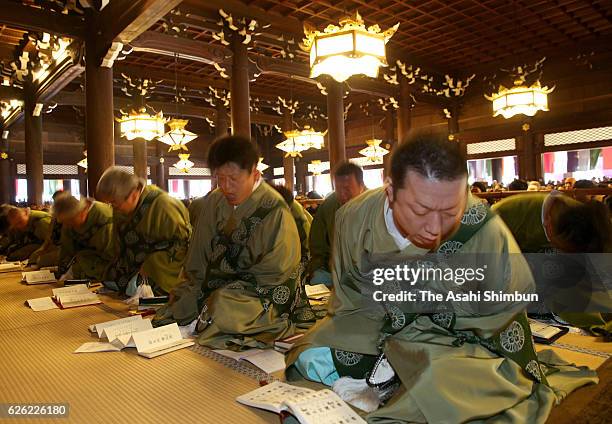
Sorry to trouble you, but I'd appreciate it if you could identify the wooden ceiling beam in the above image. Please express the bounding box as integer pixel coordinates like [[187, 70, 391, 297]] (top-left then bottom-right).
[[0, 2, 86, 39], [50, 90, 283, 126], [91, 0, 182, 65], [179, 0, 448, 76], [96, 0, 183, 46], [181, 0, 304, 40], [130, 31, 229, 65], [0, 85, 23, 100], [130, 32, 447, 106]]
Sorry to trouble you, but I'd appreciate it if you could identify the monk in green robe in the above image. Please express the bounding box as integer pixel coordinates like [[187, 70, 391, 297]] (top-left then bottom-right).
[[154, 135, 315, 349], [493, 192, 612, 336], [308, 162, 365, 285], [5, 206, 57, 264], [52, 192, 115, 281], [188, 194, 209, 230], [286, 135, 597, 423], [492, 191, 611, 253], [96, 167, 192, 295], [271, 184, 313, 261]]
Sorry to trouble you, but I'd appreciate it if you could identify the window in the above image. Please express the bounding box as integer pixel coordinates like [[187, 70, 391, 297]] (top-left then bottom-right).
[[69, 180, 81, 198], [306, 174, 332, 197], [542, 146, 612, 184], [16, 179, 27, 203], [168, 179, 186, 200], [189, 180, 211, 198], [363, 168, 384, 189], [271, 178, 286, 187], [43, 180, 64, 203], [467, 156, 518, 186]]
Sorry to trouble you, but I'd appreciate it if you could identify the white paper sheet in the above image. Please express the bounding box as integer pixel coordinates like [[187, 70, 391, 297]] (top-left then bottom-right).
[[26, 297, 59, 312], [73, 342, 122, 353], [89, 315, 143, 336]]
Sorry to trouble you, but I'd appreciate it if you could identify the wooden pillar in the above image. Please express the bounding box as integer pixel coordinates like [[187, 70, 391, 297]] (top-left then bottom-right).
[[491, 158, 503, 182], [282, 108, 294, 191], [155, 144, 167, 191], [230, 35, 250, 138], [534, 133, 543, 182], [183, 179, 190, 199], [516, 119, 537, 181], [448, 104, 460, 140], [157, 158, 167, 191], [383, 109, 395, 178], [62, 179, 72, 193], [24, 87, 43, 206], [9, 160, 17, 203], [518, 124, 541, 181], [295, 159, 307, 195], [149, 159, 158, 184], [0, 159, 10, 204], [216, 103, 228, 139], [85, 45, 115, 197], [326, 80, 346, 170], [397, 75, 412, 143], [78, 167, 88, 198], [133, 141, 148, 180], [0, 138, 11, 204]]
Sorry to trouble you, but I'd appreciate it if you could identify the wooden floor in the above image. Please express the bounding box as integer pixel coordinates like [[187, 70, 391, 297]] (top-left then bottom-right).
[[0, 270, 609, 423]]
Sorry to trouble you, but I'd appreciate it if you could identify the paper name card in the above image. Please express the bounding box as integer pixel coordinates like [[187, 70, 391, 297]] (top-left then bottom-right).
[[56, 292, 101, 309], [52, 284, 89, 297], [74, 342, 122, 354], [22, 270, 56, 284], [89, 315, 143, 337], [0, 262, 22, 273], [101, 319, 153, 342], [26, 297, 59, 312], [131, 323, 194, 358]]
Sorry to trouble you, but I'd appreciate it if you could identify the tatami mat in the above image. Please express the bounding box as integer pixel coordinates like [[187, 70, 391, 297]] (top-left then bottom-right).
[[0, 271, 609, 423], [0, 273, 275, 423]]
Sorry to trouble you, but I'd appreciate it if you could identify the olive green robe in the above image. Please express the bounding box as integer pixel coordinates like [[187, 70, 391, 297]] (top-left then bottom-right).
[[6, 210, 52, 262], [289, 200, 313, 261], [108, 185, 191, 294], [59, 201, 115, 281], [286, 188, 597, 423], [307, 192, 340, 275], [492, 193, 611, 336], [154, 181, 310, 349], [188, 194, 209, 230]]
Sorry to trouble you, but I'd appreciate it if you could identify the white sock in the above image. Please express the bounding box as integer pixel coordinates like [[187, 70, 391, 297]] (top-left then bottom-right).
[[332, 377, 381, 413]]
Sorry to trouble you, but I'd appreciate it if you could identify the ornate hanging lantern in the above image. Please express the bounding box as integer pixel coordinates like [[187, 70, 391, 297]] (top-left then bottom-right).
[[173, 152, 194, 173], [276, 125, 326, 157], [118, 107, 166, 141], [157, 118, 197, 151], [359, 138, 389, 162], [303, 11, 398, 82]]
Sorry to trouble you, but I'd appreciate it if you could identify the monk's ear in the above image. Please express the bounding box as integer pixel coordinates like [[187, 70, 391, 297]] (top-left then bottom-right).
[[384, 177, 394, 203]]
